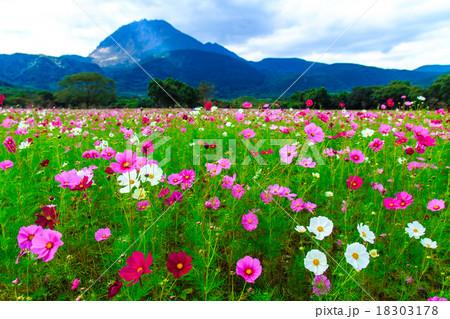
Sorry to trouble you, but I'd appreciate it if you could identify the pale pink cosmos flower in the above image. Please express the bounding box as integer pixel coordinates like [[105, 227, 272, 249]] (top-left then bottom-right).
[[232, 184, 245, 199], [167, 173, 182, 185], [30, 229, 64, 262], [304, 202, 317, 213], [217, 158, 232, 170], [280, 187, 297, 200], [298, 157, 316, 168], [260, 191, 273, 204], [349, 149, 365, 163], [378, 124, 392, 134], [242, 211, 258, 232], [54, 171, 81, 189], [304, 123, 325, 144], [268, 184, 283, 197], [427, 199, 445, 212], [17, 225, 44, 250], [279, 144, 297, 164], [95, 228, 112, 241], [240, 128, 256, 139]]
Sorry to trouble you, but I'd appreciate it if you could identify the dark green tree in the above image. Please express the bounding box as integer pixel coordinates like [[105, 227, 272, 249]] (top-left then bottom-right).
[[148, 78, 199, 107], [371, 80, 423, 106], [347, 86, 379, 109], [198, 81, 216, 105], [55, 72, 117, 108], [425, 74, 450, 106]]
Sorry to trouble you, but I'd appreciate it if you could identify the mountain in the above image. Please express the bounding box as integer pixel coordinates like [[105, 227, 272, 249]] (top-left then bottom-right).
[[0, 53, 102, 91], [89, 19, 241, 67], [0, 19, 448, 98]]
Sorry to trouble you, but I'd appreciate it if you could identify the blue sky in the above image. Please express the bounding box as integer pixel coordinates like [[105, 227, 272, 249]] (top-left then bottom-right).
[[1, 0, 449, 69]]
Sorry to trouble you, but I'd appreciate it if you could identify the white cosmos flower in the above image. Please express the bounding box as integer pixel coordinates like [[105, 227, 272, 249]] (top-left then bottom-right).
[[398, 157, 407, 164], [345, 243, 370, 271], [222, 132, 228, 137], [357, 223, 376, 244], [117, 170, 140, 193], [405, 221, 426, 239], [109, 132, 115, 138], [139, 164, 163, 186], [420, 238, 437, 249], [369, 249, 379, 258], [304, 249, 329, 275], [312, 172, 320, 178], [307, 216, 333, 240], [361, 128, 374, 137], [325, 191, 333, 197], [295, 225, 306, 233], [18, 141, 31, 150], [132, 188, 147, 200]]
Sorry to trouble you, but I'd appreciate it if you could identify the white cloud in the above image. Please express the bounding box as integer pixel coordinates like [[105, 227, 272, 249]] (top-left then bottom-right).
[[0, 0, 449, 69]]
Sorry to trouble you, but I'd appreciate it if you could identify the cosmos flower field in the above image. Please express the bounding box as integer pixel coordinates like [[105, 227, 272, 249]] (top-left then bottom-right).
[[0, 103, 448, 301]]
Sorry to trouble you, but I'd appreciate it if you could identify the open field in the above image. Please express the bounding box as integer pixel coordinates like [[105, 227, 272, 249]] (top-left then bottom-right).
[[0, 105, 448, 301]]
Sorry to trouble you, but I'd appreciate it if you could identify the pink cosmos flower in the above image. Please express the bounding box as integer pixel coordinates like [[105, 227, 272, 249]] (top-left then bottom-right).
[[304, 123, 325, 144], [141, 140, 154, 155], [17, 225, 44, 250], [71, 279, 80, 290], [413, 125, 429, 139], [167, 173, 182, 185], [349, 149, 365, 163], [280, 187, 297, 200], [110, 150, 137, 173], [395, 191, 414, 209], [206, 163, 222, 176], [232, 184, 245, 199], [157, 188, 170, 198], [242, 102, 252, 108], [383, 197, 401, 210], [346, 176, 363, 189], [205, 197, 220, 210], [427, 199, 445, 212], [260, 191, 273, 204], [30, 229, 64, 262], [235, 112, 245, 122], [179, 169, 195, 185], [369, 138, 384, 152], [298, 157, 316, 168], [137, 200, 150, 210], [0, 160, 13, 170], [378, 124, 392, 134], [306, 99, 313, 107], [3, 136, 17, 153], [217, 158, 232, 170], [279, 144, 297, 164], [221, 174, 236, 189], [236, 256, 262, 283], [119, 251, 153, 286], [95, 228, 112, 241], [242, 211, 258, 232], [268, 184, 283, 197], [101, 147, 117, 160], [428, 296, 447, 301], [240, 128, 256, 139], [291, 198, 304, 212], [304, 202, 317, 213]]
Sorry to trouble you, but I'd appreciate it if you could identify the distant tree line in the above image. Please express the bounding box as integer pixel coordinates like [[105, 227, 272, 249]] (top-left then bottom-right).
[[1, 72, 449, 109]]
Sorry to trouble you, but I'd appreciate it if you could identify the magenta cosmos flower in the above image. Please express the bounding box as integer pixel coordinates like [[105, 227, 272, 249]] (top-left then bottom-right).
[[236, 256, 262, 283], [101, 147, 117, 160], [205, 197, 220, 210], [167, 251, 193, 279], [349, 149, 365, 163], [428, 296, 447, 301], [0, 160, 13, 170], [137, 200, 150, 210], [71, 279, 80, 290], [232, 184, 245, 199], [110, 150, 137, 173], [30, 229, 64, 262], [346, 176, 363, 189], [304, 123, 325, 144], [242, 211, 259, 232], [279, 144, 297, 164], [95, 228, 112, 241], [141, 140, 154, 155], [427, 199, 445, 212], [119, 251, 153, 286], [17, 225, 44, 250], [179, 169, 195, 185]]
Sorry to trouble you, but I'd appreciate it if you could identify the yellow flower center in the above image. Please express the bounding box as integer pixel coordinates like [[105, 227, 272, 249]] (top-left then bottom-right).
[[176, 263, 184, 270], [130, 180, 134, 184], [317, 226, 323, 232], [148, 174, 154, 179], [102, 234, 106, 238], [185, 175, 190, 179], [352, 253, 359, 260], [313, 259, 320, 266], [413, 229, 418, 232], [248, 219, 252, 224], [123, 162, 130, 168], [311, 133, 315, 136], [46, 242, 53, 249], [434, 205, 439, 209], [28, 234, 34, 241], [354, 156, 358, 160], [245, 269, 253, 275], [362, 231, 366, 237], [46, 216, 52, 221], [137, 267, 143, 272]]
